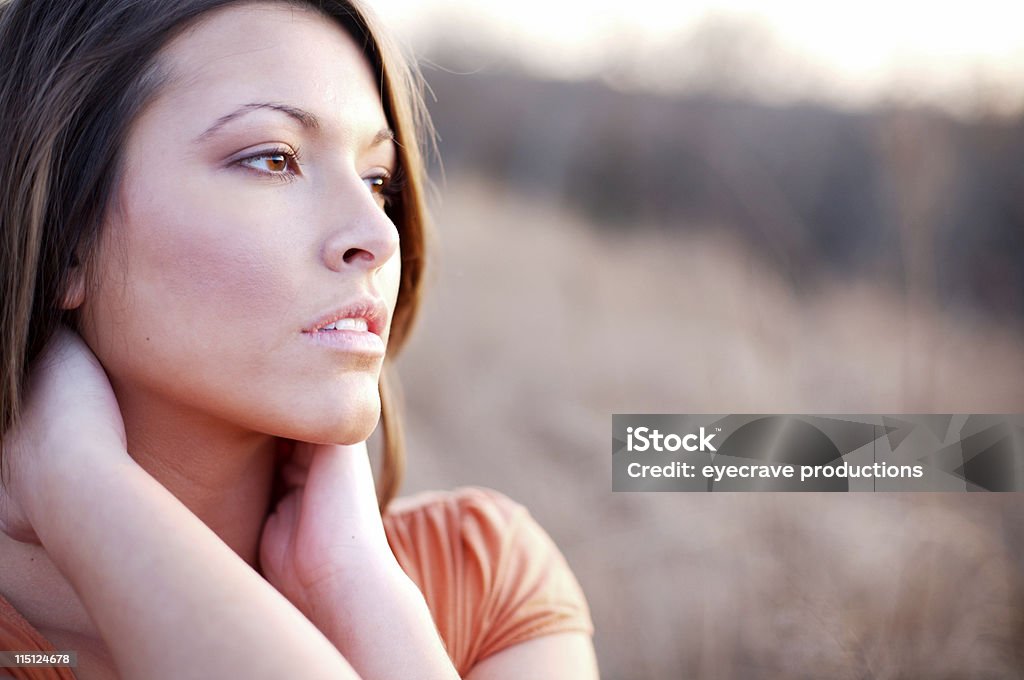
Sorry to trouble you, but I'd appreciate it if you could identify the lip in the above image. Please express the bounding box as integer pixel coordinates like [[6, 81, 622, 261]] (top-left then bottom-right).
[[302, 297, 388, 338], [301, 297, 388, 357], [302, 326, 386, 356]]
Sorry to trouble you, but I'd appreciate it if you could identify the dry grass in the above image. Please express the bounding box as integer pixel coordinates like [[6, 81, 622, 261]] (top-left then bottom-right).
[[392, 177, 1024, 679]]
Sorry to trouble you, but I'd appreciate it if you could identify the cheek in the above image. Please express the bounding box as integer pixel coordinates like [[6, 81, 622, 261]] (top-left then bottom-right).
[[84, 202, 315, 435], [125, 176, 297, 338], [161, 229, 288, 317], [91, 184, 303, 376]]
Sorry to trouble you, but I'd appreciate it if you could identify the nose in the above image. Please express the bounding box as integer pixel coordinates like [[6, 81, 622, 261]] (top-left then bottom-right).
[[320, 186, 399, 272]]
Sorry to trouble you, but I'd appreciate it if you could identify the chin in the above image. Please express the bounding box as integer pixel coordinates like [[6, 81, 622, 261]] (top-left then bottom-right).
[[295, 389, 382, 445]]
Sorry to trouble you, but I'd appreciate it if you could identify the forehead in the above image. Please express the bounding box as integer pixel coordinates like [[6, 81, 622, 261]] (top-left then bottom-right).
[[148, 2, 386, 136]]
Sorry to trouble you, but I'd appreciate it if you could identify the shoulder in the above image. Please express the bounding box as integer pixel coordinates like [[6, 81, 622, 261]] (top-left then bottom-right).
[[383, 485, 567, 590], [382, 486, 593, 674], [383, 485, 527, 542], [382, 486, 540, 595]]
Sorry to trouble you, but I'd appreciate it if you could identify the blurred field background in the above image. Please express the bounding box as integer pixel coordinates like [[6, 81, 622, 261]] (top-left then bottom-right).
[[372, 2, 1024, 677]]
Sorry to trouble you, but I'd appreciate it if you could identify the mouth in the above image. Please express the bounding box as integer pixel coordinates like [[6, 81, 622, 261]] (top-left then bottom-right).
[[302, 298, 387, 338], [316, 317, 370, 333]]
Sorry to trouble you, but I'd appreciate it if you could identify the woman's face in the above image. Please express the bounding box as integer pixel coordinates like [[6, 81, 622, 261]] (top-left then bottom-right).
[[77, 2, 401, 445]]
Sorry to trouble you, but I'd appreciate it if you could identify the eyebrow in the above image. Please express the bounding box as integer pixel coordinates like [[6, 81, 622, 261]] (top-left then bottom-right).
[[194, 101, 395, 149], [195, 102, 318, 141], [371, 127, 396, 147]]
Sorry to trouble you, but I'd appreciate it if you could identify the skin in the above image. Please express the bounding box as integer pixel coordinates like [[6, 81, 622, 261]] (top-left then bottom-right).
[[0, 328, 364, 679], [0, 3, 599, 678], [71, 0, 402, 570]]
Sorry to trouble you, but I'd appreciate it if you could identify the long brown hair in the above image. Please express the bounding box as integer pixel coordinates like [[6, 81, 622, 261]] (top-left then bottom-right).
[[0, 0, 432, 511]]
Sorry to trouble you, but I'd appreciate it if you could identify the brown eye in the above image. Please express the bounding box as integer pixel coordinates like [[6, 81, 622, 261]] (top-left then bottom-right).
[[364, 170, 403, 208], [236, 148, 299, 178], [263, 153, 288, 172]]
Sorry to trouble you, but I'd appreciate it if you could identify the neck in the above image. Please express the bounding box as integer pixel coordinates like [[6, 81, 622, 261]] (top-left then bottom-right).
[[117, 385, 279, 569]]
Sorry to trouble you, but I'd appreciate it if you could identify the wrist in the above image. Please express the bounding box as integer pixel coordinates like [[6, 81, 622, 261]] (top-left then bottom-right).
[[306, 562, 429, 640], [305, 550, 412, 606], [300, 561, 457, 679]]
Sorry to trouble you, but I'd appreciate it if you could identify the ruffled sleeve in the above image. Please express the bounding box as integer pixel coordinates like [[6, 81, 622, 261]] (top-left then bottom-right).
[[383, 486, 594, 675]]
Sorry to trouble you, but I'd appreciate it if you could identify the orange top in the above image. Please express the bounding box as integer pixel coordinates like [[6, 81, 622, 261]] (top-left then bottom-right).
[[0, 486, 593, 678]]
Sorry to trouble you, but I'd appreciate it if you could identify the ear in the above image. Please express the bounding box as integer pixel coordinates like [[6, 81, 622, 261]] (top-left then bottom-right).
[[59, 260, 86, 310]]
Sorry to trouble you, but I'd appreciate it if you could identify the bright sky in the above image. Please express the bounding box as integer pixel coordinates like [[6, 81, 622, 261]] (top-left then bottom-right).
[[373, 0, 1024, 117]]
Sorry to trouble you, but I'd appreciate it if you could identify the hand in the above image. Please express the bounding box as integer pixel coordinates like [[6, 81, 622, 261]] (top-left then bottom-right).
[[259, 439, 400, 617], [0, 326, 128, 544], [260, 441, 461, 680]]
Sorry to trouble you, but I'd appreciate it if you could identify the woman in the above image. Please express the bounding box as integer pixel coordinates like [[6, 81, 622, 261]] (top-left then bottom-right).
[[0, 0, 598, 678]]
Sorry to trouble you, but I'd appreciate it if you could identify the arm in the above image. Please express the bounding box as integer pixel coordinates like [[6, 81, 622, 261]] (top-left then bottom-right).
[[464, 633, 600, 680], [29, 449, 360, 680], [385, 486, 599, 679], [260, 439, 460, 680], [306, 563, 603, 680], [260, 445, 601, 680], [2, 328, 361, 680]]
